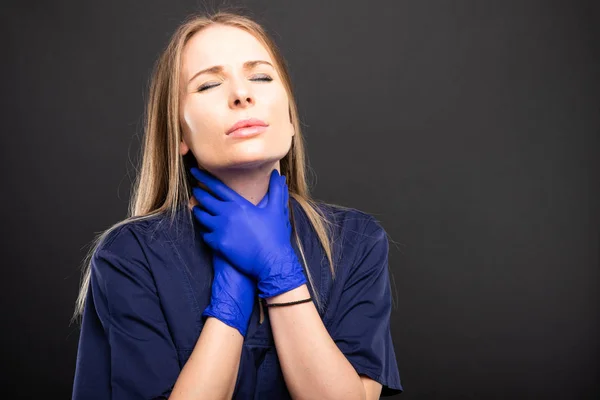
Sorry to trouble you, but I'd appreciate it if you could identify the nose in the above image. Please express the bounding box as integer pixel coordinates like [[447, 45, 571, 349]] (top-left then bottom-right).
[[229, 76, 254, 109]]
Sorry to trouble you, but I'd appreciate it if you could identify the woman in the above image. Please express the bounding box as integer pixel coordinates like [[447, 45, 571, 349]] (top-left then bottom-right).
[[72, 10, 403, 400]]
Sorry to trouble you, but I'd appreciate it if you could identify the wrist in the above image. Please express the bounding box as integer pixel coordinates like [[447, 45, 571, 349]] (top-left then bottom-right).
[[263, 283, 310, 304], [257, 270, 306, 299], [257, 247, 307, 298], [202, 300, 252, 337]]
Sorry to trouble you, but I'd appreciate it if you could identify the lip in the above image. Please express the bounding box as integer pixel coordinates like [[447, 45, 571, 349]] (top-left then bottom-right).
[[227, 125, 267, 139], [226, 118, 269, 135]]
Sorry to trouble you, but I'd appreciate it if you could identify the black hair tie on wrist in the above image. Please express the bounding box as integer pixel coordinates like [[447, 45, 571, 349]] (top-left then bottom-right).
[[262, 297, 313, 308]]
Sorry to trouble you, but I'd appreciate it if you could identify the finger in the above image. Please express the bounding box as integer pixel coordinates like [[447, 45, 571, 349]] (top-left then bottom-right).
[[281, 175, 287, 209], [282, 178, 289, 214], [266, 169, 282, 211], [192, 206, 218, 231], [202, 231, 218, 250], [190, 167, 244, 204], [192, 187, 224, 215], [280, 177, 289, 221], [257, 191, 269, 208]]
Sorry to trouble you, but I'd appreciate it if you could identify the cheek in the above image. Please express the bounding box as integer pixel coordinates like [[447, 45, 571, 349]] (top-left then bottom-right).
[[183, 97, 230, 141], [181, 100, 224, 163], [265, 89, 292, 128], [183, 100, 209, 134]]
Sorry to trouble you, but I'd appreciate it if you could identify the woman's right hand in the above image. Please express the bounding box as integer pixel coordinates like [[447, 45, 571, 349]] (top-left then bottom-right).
[[198, 189, 271, 337], [191, 169, 306, 299], [201, 254, 256, 337]]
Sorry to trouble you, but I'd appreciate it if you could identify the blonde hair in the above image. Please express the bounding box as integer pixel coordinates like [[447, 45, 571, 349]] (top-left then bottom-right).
[[71, 9, 344, 324]]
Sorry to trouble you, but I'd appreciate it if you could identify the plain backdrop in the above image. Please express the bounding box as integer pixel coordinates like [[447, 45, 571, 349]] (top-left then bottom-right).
[[1, 0, 599, 398]]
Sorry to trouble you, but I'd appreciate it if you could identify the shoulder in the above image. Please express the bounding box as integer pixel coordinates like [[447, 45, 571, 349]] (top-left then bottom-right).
[[91, 207, 194, 274], [98, 206, 193, 252], [293, 198, 389, 273], [311, 200, 388, 248], [317, 202, 390, 284], [317, 202, 394, 324], [96, 214, 165, 254]]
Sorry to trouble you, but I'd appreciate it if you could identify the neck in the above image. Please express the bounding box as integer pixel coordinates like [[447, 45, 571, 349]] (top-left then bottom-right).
[[188, 161, 280, 211], [212, 161, 280, 205]]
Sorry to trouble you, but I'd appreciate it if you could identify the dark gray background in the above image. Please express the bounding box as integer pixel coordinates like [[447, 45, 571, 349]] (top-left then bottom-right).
[[2, 0, 598, 398]]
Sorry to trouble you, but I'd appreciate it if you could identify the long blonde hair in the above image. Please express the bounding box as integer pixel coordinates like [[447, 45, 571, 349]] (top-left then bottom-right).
[[72, 10, 342, 324]]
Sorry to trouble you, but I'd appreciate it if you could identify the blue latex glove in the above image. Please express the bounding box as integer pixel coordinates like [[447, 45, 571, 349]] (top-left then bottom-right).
[[201, 255, 255, 337], [190, 168, 306, 299], [199, 192, 269, 337]]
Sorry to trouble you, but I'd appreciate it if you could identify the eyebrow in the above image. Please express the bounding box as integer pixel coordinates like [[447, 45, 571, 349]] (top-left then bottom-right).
[[188, 60, 274, 84]]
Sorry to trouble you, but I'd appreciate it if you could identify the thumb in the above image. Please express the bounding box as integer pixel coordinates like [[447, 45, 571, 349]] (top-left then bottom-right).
[[266, 169, 283, 212], [257, 191, 269, 208]]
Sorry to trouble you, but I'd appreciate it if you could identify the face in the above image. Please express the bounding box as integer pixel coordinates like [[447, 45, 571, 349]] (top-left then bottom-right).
[[179, 24, 294, 172]]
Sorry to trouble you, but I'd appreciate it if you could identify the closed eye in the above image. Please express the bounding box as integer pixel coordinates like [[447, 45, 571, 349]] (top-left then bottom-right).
[[197, 74, 273, 92]]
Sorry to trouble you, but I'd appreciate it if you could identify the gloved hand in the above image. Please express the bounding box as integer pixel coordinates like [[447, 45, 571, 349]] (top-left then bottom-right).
[[190, 168, 306, 299], [201, 254, 256, 337], [199, 191, 269, 337]]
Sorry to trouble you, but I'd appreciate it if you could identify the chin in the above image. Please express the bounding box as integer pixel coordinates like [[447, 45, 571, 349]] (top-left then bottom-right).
[[198, 137, 291, 171], [211, 151, 286, 171], [227, 142, 289, 165]]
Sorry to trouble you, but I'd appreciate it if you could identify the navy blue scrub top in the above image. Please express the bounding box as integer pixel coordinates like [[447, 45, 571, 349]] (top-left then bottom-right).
[[72, 198, 403, 399]]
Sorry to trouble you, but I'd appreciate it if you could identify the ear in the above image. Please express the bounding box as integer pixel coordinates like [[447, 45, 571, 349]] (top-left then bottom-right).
[[288, 104, 295, 136], [179, 140, 189, 155]]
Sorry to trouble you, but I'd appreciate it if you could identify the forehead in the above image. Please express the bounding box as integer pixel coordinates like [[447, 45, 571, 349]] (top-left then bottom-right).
[[181, 24, 273, 75]]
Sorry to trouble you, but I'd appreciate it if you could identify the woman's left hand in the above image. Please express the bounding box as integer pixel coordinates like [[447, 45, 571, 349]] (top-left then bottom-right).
[[190, 167, 307, 299]]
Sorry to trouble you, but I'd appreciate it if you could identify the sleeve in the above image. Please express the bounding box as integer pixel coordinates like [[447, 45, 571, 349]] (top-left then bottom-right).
[[326, 217, 403, 396], [72, 232, 180, 399]]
